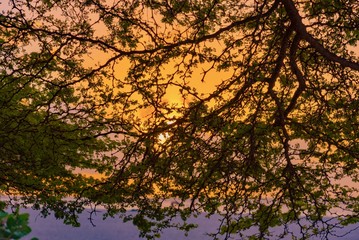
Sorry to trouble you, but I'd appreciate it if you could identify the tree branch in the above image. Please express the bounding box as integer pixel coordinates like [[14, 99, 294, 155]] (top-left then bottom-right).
[[281, 0, 359, 71], [284, 33, 306, 117]]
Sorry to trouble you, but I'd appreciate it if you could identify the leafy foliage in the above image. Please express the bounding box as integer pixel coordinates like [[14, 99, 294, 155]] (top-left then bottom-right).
[[0, 203, 38, 240], [0, 0, 359, 239]]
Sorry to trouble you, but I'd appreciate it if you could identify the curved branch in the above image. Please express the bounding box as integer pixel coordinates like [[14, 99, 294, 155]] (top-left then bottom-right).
[[11, 0, 280, 58], [281, 0, 359, 71], [284, 33, 306, 117], [268, 25, 294, 89], [268, 26, 294, 126]]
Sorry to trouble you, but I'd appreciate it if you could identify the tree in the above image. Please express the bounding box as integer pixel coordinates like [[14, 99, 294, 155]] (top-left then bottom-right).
[[0, 0, 358, 239], [0, 0, 118, 225]]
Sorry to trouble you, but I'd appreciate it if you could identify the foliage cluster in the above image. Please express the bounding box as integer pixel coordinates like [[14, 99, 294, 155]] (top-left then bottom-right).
[[0, 202, 38, 240]]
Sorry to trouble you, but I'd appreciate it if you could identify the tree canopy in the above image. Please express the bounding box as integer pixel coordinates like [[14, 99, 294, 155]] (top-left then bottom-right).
[[1, 0, 359, 239]]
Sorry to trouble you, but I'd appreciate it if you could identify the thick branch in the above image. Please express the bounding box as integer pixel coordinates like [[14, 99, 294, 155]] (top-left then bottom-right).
[[284, 34, 306, 117], [281, 0, 359, 71], [268, 25, 294, 89]]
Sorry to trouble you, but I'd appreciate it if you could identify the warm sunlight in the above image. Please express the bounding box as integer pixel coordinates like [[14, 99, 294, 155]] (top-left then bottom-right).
[[158, 132, 170, 143], [157, 120, 175, 144]]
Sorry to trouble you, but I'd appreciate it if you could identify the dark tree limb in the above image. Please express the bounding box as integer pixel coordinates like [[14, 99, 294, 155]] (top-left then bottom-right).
[[284, 33, 306, 117], [281, 0, 359, 71]]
